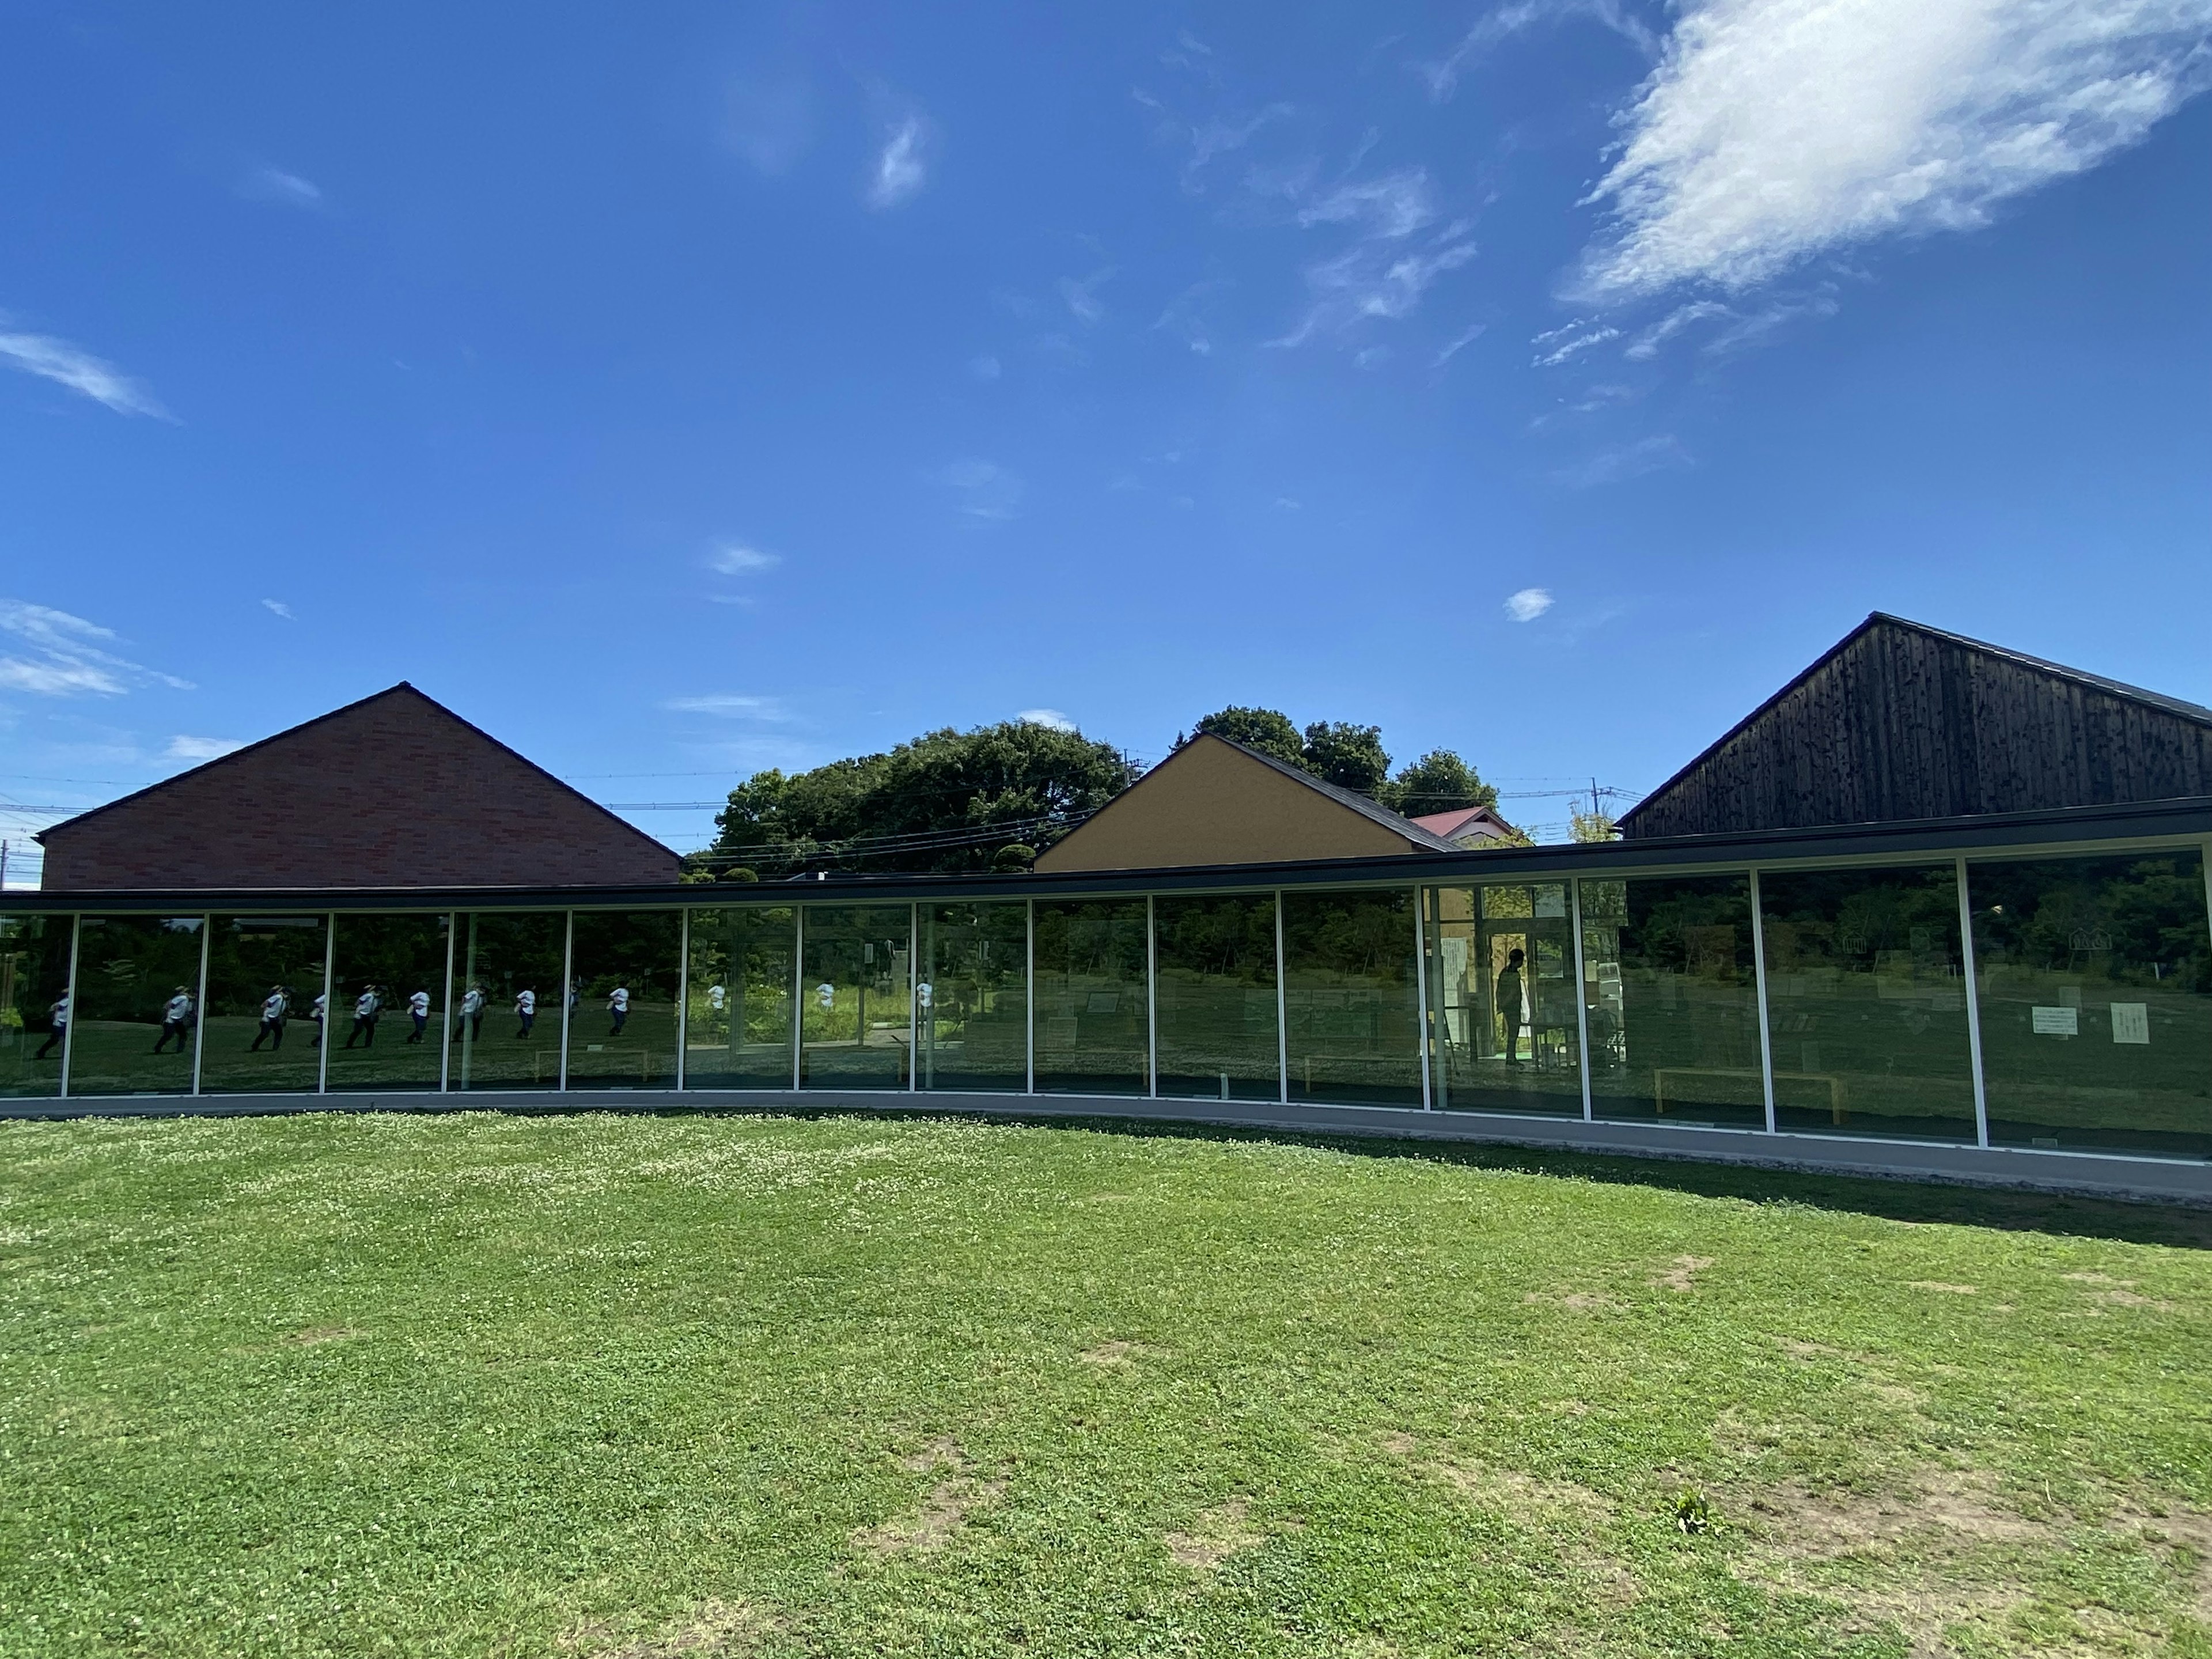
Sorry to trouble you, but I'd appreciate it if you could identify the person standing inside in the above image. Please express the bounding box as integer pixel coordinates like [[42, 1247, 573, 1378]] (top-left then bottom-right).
[[1496, 947, 1527, 1066], [608, 984, 630, 1037], [514, 987, 536, 1038], [153, 985, 195, 1054], [406, 987, 430, 1043], [33, 990, 67, 1061], [346, 984, 381, 1048], [251, 985, 289, 1051]]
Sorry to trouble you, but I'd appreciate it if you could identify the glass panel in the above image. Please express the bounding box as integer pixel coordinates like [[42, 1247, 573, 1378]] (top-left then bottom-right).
[[66, 915, 206, 1097], [1760, 865, 1976, 1141], [1283, 888, 1422, 1108], [1580, 876, 1767, 1129], [1426, 884, 1581, 1116], [918, 902, 1029, 1092], [198, 915, 328, 1095], [566, 911, 681, 1089], [1154, 894, 1279, 1101], [1969, 852, 2212, 1158], [799, 904, 913, 1090], [325, 913, 450, 1093], [452, 912, 567, 1092], [685, 906, 796, 1089], [0, 915, 73, 1099], [1033, 899, 1149, 1095]]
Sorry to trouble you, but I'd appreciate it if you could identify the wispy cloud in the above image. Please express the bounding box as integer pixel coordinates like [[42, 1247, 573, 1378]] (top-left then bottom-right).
[[1058, 268, 1115, 325], [1531, 320, 1622, 366], [1270, 167, 1478, 349], [866, 116, 930, 209], [967, 354, 1002, 380], [933, 459, 1022, 521], [260, 599, 295, 620], [1018, 708, 1077, 732], [1573, 0, 2212, 301], [1432, 321, 1488, 368], [0, 328, 169, 418], [1505, 587, 1555, 622], [1131, 83, 1294, 194], [662, 694, 787, 719], [166, 735, 245, 762], [707, 543, 781, 575], [0, 599, 192, 696], [1553, 434, 1691, 487], [237, 165, 323, 209], [1416, 0, 1659, 100], [1153, 279, 1229, 355], [722, 77, 815, 176]]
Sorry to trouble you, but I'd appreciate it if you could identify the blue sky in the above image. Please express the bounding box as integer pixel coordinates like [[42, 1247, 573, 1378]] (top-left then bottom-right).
[[2, 0, 2208, 877]]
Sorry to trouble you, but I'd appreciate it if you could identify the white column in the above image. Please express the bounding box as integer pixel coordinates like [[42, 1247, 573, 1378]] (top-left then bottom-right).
[[58, 914, 82, 1100], [316, 914, 336, 1095], [188, 915, 211, 1096], [438, 914, 456, 1093], [1748, 870, 1778, 1134], [1955, 855, 1991, 1149]]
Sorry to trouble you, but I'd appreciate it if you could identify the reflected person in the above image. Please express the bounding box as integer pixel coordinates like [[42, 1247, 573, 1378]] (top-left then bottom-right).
[[514, 987, 536, 1038], [153, 985, 195, 1054], [608, 983, 629, 1036], [33, 991, 67, 1060], [1498, 948, 1527, 1065], [344, 984, 381, 1048], [251, 984, 289, 1051], [456, 983, 486, 1041], [406, 987, 430, 1043]]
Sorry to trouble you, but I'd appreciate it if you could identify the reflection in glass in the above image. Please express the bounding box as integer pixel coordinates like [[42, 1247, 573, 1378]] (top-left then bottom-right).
[[325, 913, 450, 1093], [0, 915, 73, 1099], [1580, 876, 1766, 1128], [685, 906, 796, 1089], [1283, 889, 1421, 1108], [1426, 884, 1581, 1116], [199, 915, 328, 1095], [918, 902, 1028, 1092], [453, 912, 567, 1092], [1970, 853, 2212, 1157], [1033, 899, 1149, 1094], [1154, 894, 1279, 1100], [66, 915, 206, 1097], [567, 911, 681, 1089], [799, 904, 913, 1090], [1760, 866, 1976, 1141]]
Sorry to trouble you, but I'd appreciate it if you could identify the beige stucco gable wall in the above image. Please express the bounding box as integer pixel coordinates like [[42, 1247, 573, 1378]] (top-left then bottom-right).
[[1035, 735, 1415, 873]]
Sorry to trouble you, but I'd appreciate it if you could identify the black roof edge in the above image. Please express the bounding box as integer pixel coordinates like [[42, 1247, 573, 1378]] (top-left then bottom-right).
[[1619, 613, 2212, 828], [32, 682, 681, 862], [13, 794, 2206, 913]]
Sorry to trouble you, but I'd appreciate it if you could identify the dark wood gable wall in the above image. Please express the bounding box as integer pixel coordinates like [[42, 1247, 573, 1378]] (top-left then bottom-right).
[[1623, 622, 2212, 839]]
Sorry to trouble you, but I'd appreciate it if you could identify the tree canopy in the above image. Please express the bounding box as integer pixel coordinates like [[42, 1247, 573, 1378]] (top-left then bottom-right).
[[698, 721, 1131, 876], [1191, 706, 1497, 820]]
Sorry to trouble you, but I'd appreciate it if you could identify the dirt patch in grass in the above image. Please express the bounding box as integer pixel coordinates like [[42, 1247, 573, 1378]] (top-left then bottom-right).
[[565, 1597, 782, 1656], [1650, 1255, 1714, 1293], [1080, 1339, 1162, 1366], [858, 1439, 1004, 1555], [286, 1325, 363, 1346], [1524, 1289, 1623, 1312], [1378, 1433, 1614, 1524], [1164, 1496, 1261, 1569]]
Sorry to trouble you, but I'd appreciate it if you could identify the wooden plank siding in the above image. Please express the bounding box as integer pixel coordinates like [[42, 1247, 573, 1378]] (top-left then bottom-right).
[[1620, 616, 2212, 839]]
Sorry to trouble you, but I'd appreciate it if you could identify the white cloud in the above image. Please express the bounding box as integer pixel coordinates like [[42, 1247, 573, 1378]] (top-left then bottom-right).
[[1296, 168, 1438, 238], [166, 735, 246, 761], [261, 599, 294, 620], [706, 544, 780, 575], [1531, 320, 1622, 366], [238, 166, 323, 208], [1574, 0, 2212, 301], [967, 354, 1002, 380], [1018, 708, 1077, 732], [662, 694, 787, 719], [1270, 167, 1478, 348], [933, 459, 1022, 521], [1417, 0, 1659, 99], [1505, 588, 1555, 622], [867, 116, 930, 209], [0, 599, 191, 696], [0, 329, 169, 418], [1433, 321, 1488, 368], [1554, 434, 1692, 487], [1058, 268, 1115, 325]]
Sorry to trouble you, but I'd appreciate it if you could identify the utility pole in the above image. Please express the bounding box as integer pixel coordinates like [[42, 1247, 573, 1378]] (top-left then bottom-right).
[[1, 839, 9, 890]]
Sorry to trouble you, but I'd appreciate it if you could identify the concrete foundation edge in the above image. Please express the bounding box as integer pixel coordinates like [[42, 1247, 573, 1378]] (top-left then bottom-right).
[[6, 1086, 2210, 1205]]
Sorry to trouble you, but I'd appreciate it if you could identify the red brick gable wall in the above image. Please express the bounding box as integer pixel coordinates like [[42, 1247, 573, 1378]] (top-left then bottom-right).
[[39, 687, 681, 891]]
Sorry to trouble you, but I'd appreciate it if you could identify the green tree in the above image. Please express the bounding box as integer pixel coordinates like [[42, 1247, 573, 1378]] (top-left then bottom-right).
[[1570, 809, 1620, 843], [1194, 706, 1305, 768], [703, 722, 1130, 876], [1381, 749, 1498, 816], [1300, 721, 1390, 795]]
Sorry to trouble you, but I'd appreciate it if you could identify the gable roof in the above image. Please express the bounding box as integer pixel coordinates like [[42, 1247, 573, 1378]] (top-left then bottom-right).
[[1410, 804, 1520, 843], [1205, 735, 1465, 851]]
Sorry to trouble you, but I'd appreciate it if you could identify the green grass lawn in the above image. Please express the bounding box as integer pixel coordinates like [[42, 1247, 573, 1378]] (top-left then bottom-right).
[[3, 1111, 2210, 1658]]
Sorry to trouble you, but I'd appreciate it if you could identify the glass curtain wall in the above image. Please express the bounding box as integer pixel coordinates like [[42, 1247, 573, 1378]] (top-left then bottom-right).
[[918, 902, 1029, 1092], [1283, 889, 1422, 1107], [1, 915, 73, 1099], [799, 904, 914, 1090], [566, 911, 681, 1089], [67, 915, 206, 1097], [1969, 851, 2212, 1157], [198, 915, 328, 1094], [1153, 893, 1280, 1100], [1033, 899, 1149, 1094], [1580, 876, 1766, 1128], [1426, 883, 1581, 1116], [1759, 866, 1976, 1141], [453, 912, 567, 1092], [326, 913, 450, 1092], [685, 906, 796, 1088]]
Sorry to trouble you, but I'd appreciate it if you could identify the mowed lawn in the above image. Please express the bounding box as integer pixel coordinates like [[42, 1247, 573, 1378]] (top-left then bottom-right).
[[3, 1112, 2210, 1658]]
